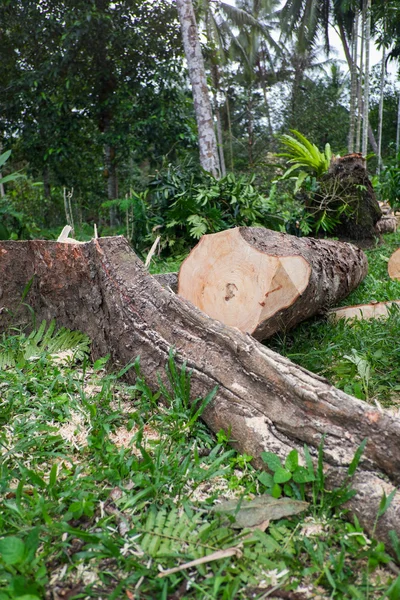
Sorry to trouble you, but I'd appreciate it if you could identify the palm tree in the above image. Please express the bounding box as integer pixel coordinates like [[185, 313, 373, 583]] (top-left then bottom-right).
[[175, 0, 221, 178], [279, 0, 380, 155], [361, 0, 371, 156], [196, 0, 281, 171]]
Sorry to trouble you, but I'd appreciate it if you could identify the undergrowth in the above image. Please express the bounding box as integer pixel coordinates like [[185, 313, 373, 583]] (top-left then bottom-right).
[[0, 325, 399, 598]]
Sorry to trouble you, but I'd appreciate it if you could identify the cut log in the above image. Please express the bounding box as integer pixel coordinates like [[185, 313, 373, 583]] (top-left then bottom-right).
[[375, 216, 397, 235], [1, 237, 400, 557], [329, 301, 400, 322], [388, 248, 400, 280], [178, 228, 368, 340]]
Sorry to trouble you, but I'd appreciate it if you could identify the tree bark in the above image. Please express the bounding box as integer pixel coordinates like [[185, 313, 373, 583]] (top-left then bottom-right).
[[178, 227, 368, 340], [104, 144, 118, 227], [348, 14, 358, 153], [176, 0, 221, 178], [362, 0, 371, 157], [316, 153, 381, 242], [377, 45, 386, 174], [1, 236, 400, 557]]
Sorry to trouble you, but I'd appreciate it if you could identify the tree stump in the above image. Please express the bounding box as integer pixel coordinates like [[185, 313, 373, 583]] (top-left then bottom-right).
[[1, 237, 400, 557], [312, 153, 381, 243], [178, 228, 368, 340]]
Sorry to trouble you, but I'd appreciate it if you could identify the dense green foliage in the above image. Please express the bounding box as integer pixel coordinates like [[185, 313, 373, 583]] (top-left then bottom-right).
[[0, 0, 398, 245]]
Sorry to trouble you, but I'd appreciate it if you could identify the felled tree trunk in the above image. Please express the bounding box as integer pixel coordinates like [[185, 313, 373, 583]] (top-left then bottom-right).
[[388, 249, 400, 280], [375, 216, 397, 234], [178, 228, 368, 340], [1, 237, 400, 556], [313, 153, 381, 243]]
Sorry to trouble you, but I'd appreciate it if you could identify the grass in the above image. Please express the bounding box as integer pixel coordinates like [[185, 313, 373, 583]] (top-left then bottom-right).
[[1, 232, 400, 598], [0, 327, 400, 599], [268, 232, 400, 406]]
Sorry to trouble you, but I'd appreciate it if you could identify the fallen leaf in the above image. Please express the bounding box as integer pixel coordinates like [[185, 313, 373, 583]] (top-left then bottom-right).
[[212, 495, 309, 529]]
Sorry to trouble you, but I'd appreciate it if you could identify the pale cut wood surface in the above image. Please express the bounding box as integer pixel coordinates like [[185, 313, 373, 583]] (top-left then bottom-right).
[[178, 227, 368, 340], [178, 228, 311, 333], [388, 248, 400, 280], [329, 300, 400, 321]]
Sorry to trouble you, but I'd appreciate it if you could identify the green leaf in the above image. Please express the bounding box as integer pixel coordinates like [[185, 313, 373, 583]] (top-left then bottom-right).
[[347, 438, 368, 477], [258, 472, 274, 487], [377, 489, 397, 519], [292, 466, 315, 483], [285, 450, 299, 472], [0, 149, 11, 168], [0, 536, 25, 565], [273, 467, 292, 484], [260, 452, 282, 472]]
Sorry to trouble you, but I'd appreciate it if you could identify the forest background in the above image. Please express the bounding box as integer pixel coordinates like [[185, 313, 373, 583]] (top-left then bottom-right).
[[1, 0, 400, 258]]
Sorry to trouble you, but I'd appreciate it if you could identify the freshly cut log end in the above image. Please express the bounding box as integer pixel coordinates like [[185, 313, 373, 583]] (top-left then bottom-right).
[[178, 227, 368, 340], [329, 301, 400, 322], [178, 228, 311, 334], [388, 248, 400, 280]]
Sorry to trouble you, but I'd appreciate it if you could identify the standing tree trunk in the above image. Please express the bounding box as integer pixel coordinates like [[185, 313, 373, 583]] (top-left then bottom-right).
[[362, 0, 371, 157], [176, 0, 221, 178], [337, 17, 378, 154], [104, 144, 118, 227], [0, 141, 5, 198], [348, 14, 359, 153], [210, 64, 227, 177], [397, 93, 400, 155], [377, 44, 386, 174], [247, 86, 255, 167]]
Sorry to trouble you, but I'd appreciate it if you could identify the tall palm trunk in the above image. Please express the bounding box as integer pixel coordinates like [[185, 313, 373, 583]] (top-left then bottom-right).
[[348, 13, 359, 153], [0, 141, 4, 198], [247, 86, 255, 167], [210, 62, 226, 177], [377, 44, 386, 174], [362, 0, 371, 157], [356, 11, 364, 153], [176, 0, 221, 178], [225, 92, 234, 171], [337, 16, 377, 154], [397, 93, 400, 155]]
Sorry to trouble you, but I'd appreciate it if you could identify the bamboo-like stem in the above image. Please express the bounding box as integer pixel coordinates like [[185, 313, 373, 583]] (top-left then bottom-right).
[[362, 0, 371, 157], [356, 9, 364, 153], [348, 13, 359, 153], [377, 45, 386, 174]]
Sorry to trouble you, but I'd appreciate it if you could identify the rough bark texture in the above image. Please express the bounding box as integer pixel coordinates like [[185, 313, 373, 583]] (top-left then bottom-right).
[[1, 237, 400, 556], [178, 228, 368, 340], [375, 216, 397, 235], [176, 0, 220, 178], [315, 154, 381, 242]]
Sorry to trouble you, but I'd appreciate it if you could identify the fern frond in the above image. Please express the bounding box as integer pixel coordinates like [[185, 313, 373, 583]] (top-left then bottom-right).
[[0, 320, 90, 367]]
